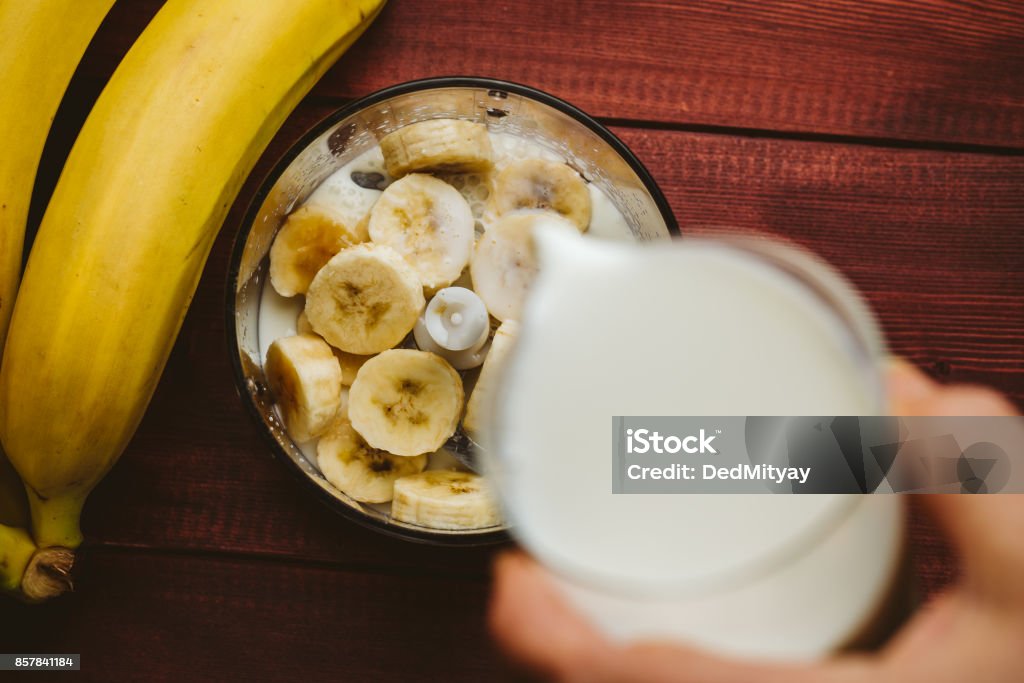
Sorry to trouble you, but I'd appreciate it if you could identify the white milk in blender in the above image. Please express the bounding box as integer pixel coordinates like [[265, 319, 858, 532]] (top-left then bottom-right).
[[487, 232, 904, 659]]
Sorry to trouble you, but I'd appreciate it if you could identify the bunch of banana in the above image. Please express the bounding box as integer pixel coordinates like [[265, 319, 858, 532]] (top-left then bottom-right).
[[0, 0, 116, 601], [0, 0, 386, 577], [3, 427, 73, 602], [0, 0, 115, 355], [0, 524, 74, 603]]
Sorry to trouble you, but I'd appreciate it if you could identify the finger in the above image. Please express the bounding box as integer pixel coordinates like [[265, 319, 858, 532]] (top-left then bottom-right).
[[489, 551, 607, 679], [904, 384, 1019, 417], [885, 358, 1018, 417], [885, 358, 940, 415], [489, 552, 880, 683]]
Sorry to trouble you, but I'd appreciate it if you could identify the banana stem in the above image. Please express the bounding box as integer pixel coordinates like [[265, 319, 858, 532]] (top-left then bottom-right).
[[0, 523, 37, 593], [20, 546, 75, 602], [28, 489, 85, 549]]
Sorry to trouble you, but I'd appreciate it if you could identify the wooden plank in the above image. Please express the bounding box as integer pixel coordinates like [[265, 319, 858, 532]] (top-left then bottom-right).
[[613, 126, 1024, 392], [75, 0, 1024, 147], [0, 536, 956, 682], [0, 548, 527, 682], [66, 101, 1019, 570]]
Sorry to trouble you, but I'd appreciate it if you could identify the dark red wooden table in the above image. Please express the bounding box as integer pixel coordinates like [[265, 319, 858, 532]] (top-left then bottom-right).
[[2, 1, 1022, 680]]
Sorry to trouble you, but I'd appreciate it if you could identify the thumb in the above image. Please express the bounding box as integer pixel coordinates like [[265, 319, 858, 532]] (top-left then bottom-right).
[[885, 357, 1019, 417]]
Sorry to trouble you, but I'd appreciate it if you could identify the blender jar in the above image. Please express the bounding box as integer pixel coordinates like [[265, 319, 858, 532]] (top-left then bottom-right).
[[227, 77, 679, 544]]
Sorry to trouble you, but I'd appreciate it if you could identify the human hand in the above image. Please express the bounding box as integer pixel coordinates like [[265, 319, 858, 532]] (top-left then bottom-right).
[[489, 360, 1024, 682]]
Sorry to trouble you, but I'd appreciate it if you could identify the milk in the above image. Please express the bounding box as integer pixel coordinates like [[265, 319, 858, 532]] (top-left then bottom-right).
[[486, 232, 904, 659]]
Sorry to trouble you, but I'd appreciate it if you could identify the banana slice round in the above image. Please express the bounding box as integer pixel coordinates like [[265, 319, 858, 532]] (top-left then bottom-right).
[[296, 309, 313, 335], [379, 119, 493, 177], [296, 309, 374, 384], [470, 211, 578, 321], [305, 244, 425, 354], [367, 174, 475, 292], [463, 319, 520, 436], [265, 334, 343, 443], [317, 418, 428, 503], [392, 470, 501, 530], [334, 350, 373, 386], [348, 349, 464, 457], [269, 205, 367, 297], [490, 158, 591, 232]]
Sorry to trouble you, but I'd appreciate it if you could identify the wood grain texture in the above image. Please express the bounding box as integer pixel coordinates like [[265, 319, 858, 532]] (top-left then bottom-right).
[[74, 0, 1024, 147], [613, 126, 1024, 394], [0, 548, 527, 682]]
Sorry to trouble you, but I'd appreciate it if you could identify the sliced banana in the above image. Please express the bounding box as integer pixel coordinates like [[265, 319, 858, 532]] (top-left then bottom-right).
[[338, 386, 350, 421], [297, 307, 374, 384], [296, 309, 313, 335], [269, 205, 367, 297], [379, 119, 493, 177], [367, 174, 474, 292], [391, 470, 501, 530], [463, 319, 520, 436], [348, 349, 464, 456], [470, 211, 578, 321], [334, 349, 373, 386], [317, 418, 427, 503], [265, 334, 343, 443], [305, 244, 425, 354], [490, 158, 591, 232]]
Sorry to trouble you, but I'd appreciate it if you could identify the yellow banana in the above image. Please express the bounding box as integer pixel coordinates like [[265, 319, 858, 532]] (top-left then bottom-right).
[[0, 524, 37, 594], [0, 0, 115, 359], [0, 0, 114, 599], [0, 0, 386, 550], [1, 446, 34, 598], [0, 523, 72, 602]]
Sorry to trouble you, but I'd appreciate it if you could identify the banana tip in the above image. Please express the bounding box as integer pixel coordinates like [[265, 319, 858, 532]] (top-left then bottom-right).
[[21, 547, 75, 602]]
